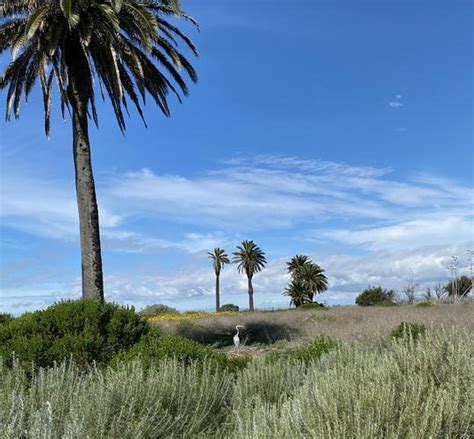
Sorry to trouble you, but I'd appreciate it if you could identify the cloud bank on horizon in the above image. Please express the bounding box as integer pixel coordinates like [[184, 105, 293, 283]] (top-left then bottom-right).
[[1, 153, 472, 315]]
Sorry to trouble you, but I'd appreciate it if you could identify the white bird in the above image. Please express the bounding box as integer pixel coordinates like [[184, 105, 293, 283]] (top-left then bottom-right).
[[233, 325, 245, 348]]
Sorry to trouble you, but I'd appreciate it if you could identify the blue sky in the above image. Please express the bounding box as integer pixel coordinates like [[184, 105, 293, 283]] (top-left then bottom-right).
[[1, 0, 473, 315]]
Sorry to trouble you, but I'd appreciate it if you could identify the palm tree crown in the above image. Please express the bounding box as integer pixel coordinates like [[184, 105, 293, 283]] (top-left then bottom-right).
[[232, 240, 266, 279], [0, 0, 198, 135], [287, 254, 310, 276], [294, 262, 328, 298], [284, 254, 328, 306], [208, 248, 230, 276], [284, 278, 308, 307]]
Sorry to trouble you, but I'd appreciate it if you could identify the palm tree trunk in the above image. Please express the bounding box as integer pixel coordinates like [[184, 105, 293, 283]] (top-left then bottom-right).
[[67, 41, 104, 301], [247, 276, 254, 311], [215, 273, 220, 312]]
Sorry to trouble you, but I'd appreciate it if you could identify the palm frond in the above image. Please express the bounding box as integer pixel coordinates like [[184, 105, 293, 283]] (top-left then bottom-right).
[[1, 0, 198, 135]]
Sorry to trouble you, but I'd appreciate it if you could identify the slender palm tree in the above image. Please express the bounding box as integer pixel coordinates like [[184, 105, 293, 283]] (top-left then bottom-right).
[[287, 254, 310, 277], [232, 240, 266, 311], [294, 262, 328, 302], [0, 0, 198, 301], [207, 248, 230, 312]]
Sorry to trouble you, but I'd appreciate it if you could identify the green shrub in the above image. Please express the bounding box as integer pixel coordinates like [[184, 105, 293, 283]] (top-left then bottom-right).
[[298, 302, 326, 310], [219, 304, 239, 312], [416, 301, 435, 308], [113, 333, 248, 372], [289, 337, 338, 363], [443, 275, 472, 297], [390, 322, 427, 341], [355, 286, 396, 306], [138, 303, 178, 316], [0, 313, 14, 325], [0, 300, 149, 369]]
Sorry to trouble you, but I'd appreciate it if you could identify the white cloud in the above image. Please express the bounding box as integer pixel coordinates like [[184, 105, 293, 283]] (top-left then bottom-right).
[[2, 153, 472, 314], [1, 154, 472, 252], [3, 242, 471, 315], [389, 101, 403, 108], [389, 94, 404, 108], [322, 214, 473, 251]]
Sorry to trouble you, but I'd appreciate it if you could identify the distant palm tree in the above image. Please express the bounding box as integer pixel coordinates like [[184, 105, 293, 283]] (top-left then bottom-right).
[[233, 240, 266, 311], [0, 0, 198, 301], [284, 278, 309, 307], [287, 254, 310, 277], [208, 248, 230, 312], [284, 254, 328, 306], [294, 262, 328, 302]]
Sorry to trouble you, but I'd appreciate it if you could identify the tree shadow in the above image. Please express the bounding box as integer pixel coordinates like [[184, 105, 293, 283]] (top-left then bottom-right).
[[175, 320, 299, 348]]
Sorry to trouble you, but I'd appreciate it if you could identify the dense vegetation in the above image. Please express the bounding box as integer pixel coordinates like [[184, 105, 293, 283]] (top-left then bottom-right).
[[355, 285, 397, 306], [1, 300, 473, 437], [1, 328, 472, 438], [0, 300, 149, 369]]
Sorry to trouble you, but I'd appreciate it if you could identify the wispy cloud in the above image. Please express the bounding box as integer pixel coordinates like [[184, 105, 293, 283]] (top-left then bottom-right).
[[2, 153, 472, 314], [1, 154, 471, 249]]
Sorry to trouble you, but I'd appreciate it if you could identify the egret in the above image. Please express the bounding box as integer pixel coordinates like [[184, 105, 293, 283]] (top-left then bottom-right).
[[233, 325, 245, 348]]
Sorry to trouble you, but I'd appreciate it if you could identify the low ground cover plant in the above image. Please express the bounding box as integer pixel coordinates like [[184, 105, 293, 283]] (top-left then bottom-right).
[[390, 322, 427, 341], [113, 333, 248, 372], [148, 310, 238, 322], [416, 300, 435, 308], [298, 302, 326, 310]]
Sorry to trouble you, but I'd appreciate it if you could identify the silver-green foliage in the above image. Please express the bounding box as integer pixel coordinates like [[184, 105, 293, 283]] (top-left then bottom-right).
[[1, 330, 473, 438], [1, 360, 232, 438], [230, 331, 474, 439]]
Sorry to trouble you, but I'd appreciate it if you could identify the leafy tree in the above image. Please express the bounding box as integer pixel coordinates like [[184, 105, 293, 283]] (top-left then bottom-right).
[[443, 275, 472, 298], [284, 254, 328, 306], [232, 240, 266, 311], [0, 0, 198, 301], [208, 248, 230, 312], [139, 304, 178, 317], [355, 286, 396, 307]]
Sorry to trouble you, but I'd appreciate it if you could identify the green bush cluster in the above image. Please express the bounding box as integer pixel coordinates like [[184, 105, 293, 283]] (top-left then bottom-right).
[[416, 300, 435, 308], [289, 336, 338, 363], [390, 322, 427, 340], [138, 303, 178, 316], [298, 302, 326, 310], [0, 300, 149, 369], [219, 304, 239, 312], [355, 286, 397, 306]]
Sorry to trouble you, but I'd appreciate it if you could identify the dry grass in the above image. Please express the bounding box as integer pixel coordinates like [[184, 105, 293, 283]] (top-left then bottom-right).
[[152, 303, 474, 350]]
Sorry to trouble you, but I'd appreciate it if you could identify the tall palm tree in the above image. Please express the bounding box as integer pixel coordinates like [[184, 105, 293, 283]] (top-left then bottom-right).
[[0, 0, 198, 301], [232, 240, 266, 311], [287, 254, 310, 277], [294, 262, 328, 302], [207, 248, 230, 312]]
